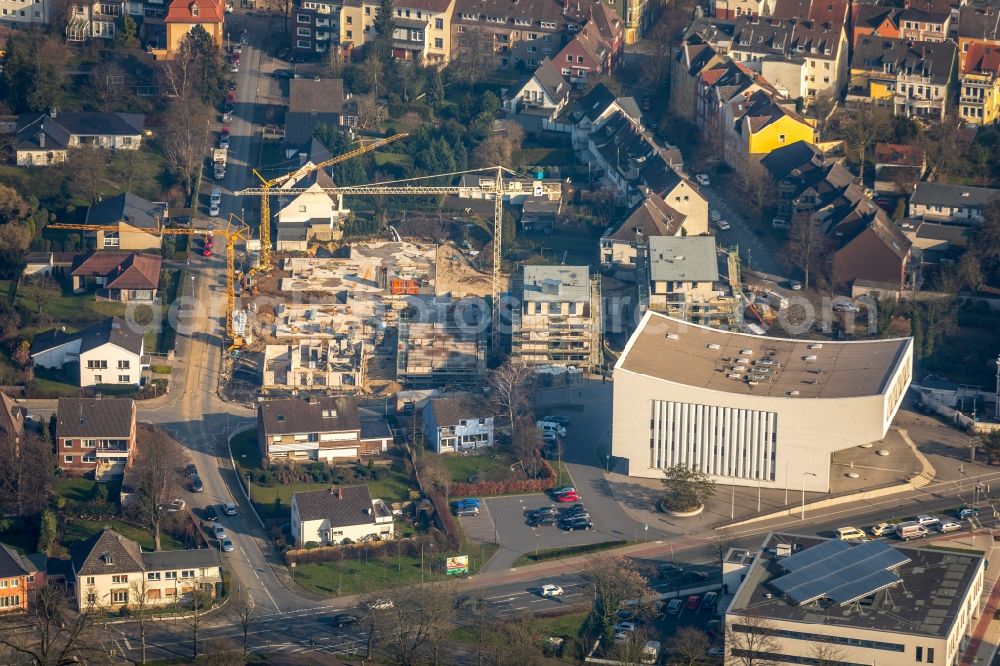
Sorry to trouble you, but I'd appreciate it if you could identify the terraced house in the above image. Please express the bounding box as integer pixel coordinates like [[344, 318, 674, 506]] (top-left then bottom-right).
[[960, 41, 1000, 124], [850, 36, 956, 121]]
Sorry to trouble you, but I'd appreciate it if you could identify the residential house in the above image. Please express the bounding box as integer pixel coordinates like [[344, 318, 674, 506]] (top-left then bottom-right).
[[31, 317, 147, 388], [72, 528, 222, 611], [294, 0, 455, 66], [670, 41, 723, 123], [0, 543, 37, 613], [510, 265, 601, 368], [601, 0, 653, 43], [897, 217, 968, 266], [570, 83, 642, 149], [852, 4, 902, 45], [645, 236, 729, 325], [832, 210, 912, 288], [275, 165, 348, 251], [66, 0, 121, 42], [14, 111, 145, 166], [960, 41, 1000, 124], [600, 190, 686, 274], [257, 395, 391, 463], [958, 2, 1000, 69], [0, 0, 49, 27], [451, 0, 585, 70], [503, 57, 571, 132], [262, 338, 365, 391], [873, 142, 926, 194], [55, 397, 137, 477], [422, 394, 494, 453], [519, 198, 562, 232], [714, 0, 772, 20], [769, 0, 851, 100], [83, 193, 165, 252], [290, 486, 394, 547], [284, 78, 356, 154], [0, 392, 25, 449], [760, 139, 860, 225], [588, 0, 625, 66], [908, 182, 1000, 224], [154, 0, 225, 59], [70, 252, 162, 303], [554, 15, 619, 87], [854, 5, 950, 44], [725, 89, 815, 172]]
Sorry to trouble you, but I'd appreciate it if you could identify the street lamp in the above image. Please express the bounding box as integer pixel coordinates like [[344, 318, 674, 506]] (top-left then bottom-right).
[[801, 472, 817, 519], [605, 455, 610, 473]]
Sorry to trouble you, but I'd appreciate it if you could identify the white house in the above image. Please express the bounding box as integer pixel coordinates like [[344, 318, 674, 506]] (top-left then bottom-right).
[[290, 486, 394, 547], [14, 111, 145, 166], [504, 57, 571, 132], [570, 83, 643, 149], [73, 528, 222, 611], [31, 317, 146, 387], [908, 182, 1000, 225], [600, 190, 686, 274], [422, 394, 495, 453], [275, 165, 348, 252]]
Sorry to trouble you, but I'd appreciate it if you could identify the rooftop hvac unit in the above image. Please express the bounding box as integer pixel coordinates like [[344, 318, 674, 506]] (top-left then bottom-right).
[[788, 390, 800, 396], [707, 343, 721, 350], [736, 358, 750, 364], [728, 373, 743, 379], [808, 343, 823, 349], [666, 332, 679, 340], [740, 348, 753, 355]]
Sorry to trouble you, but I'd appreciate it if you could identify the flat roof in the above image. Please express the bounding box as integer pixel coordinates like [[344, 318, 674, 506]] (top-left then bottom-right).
[[729, 533, 983, 638], [522, 265, 591, 303], [616, 312, 910, 399], [648, 236, 719, 282]]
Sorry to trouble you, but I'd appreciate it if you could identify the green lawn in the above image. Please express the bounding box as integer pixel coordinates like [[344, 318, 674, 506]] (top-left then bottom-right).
[[230, 429, 262, 470], [374, 152, 414, 167], [250, 468, 413, 521], [450, 609, 590, 643], [512, 540, 630, 568], [56, 478, 122, 506], [61, 519, 184, 552], [292, 539, 498, 596], [438, 452, 519, 484]]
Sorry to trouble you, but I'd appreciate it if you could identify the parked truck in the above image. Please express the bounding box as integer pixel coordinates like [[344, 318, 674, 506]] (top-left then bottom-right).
[[213, 148, 227, 180]]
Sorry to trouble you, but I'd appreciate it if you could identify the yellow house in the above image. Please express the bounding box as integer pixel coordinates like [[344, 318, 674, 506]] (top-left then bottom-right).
[[154, 0, 225, 59], [727, 90, 814, 170], [960, 41, 1000, 125]]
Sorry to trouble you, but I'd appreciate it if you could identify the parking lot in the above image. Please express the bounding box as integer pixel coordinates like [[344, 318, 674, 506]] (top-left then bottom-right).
[[485, 494, 614, 559]]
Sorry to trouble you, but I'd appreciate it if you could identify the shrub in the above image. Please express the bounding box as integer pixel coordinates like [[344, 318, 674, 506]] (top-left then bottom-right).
[[448, 457, 557, 497]]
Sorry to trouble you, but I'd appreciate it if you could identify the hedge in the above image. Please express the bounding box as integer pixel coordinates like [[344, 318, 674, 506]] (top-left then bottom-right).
[[428, 491, 461, 549], [448, 457, 557, 497], [285, 535, 436, 565]]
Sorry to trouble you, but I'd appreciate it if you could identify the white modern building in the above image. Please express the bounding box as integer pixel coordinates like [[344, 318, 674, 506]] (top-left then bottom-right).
[[612, 312, 913, 491], [290, 486, 394, 547], [422, 394, 495, 453], [30, 317, 146, 387], [725, 532, 984, 666]]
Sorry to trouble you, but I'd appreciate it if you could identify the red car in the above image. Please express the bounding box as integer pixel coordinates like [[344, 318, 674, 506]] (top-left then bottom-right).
[[203, 234, 214, 248], [556, 492, 580, 503], [203, 247, 213, 257], [686, 595, 700, 610], [226, 91, 236, 104]]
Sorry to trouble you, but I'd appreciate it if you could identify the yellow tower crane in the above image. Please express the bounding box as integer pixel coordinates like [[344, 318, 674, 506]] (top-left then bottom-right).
[[49, 216, 253, 345], [237, 166, 562, 356], [252, 132, 408, 269]]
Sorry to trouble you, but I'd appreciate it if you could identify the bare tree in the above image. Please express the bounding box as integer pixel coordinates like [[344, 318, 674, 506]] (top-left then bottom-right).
[[234, 586, 257, 656], [808, 94, 837, 139], [583, 555, 657, 640], [667, 626, 712, 665], [162, 100, 211, 204], [706, 529, 739, 572], [131, 428, 182, 551], [739, 162, 777, 222], [179, 586, 213, 660], [450, 32, 494, 85], [366, 584, 456, 666], [66, 146, 109, 205], [488, 361, 535, 433], [0, 431, 54, 516], [23, 274, 58, 318], [809, 643, 847, 666], [89, 61, 127, 113], [783, 217, 833, 290], [127, 577, 155, 663], [482, 615, 542, 666], [839, 105, 892, 175], [0, 584, 109, 666], [612, 626, 654, 666], [726, 616, 779, 666]]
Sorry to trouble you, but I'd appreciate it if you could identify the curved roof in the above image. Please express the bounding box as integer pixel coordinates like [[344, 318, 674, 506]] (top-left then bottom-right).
[[615, 312, 911, 399]]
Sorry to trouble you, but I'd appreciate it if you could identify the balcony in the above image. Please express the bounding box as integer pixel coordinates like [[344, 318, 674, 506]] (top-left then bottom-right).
[[315, 17, 329, 26]]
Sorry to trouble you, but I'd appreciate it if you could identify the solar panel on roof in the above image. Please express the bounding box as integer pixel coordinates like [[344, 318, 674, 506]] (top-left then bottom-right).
[[770, 539, 911, 605], [778, 539, 851, 572]]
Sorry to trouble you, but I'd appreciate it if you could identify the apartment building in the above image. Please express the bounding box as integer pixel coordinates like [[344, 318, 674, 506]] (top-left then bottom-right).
[[602, 0, 655, 43], [73, 528, 222, 611], [510, 265, 601, 369], [0, 0, 48, 27], [724, 89, 815, 172], [600, 191, 686, 273], [725, 533, 983, 666], [257, 395, 391, 463], [451, 0, 584, 69], [958, 2, 1000, 69], [55, 398, 137, 478], [644, 236, 728, 326], [909, 182, 1000, 224], [850, 36, 956, 120], [960, 41, 1000, 124]]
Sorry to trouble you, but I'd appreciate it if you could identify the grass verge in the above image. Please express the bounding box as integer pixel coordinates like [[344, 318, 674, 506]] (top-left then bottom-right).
[[61, 519, 184, 552], [249, 468, 413, 522], [512, 540, 630, 567]]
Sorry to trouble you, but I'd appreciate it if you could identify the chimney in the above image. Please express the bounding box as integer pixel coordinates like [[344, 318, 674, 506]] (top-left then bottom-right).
[[49, 108, 57, 118], [38, 130, 44, 148]]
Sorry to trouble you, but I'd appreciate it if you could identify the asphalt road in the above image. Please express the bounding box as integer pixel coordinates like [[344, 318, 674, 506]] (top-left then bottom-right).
[[699, 184, 785, 277]]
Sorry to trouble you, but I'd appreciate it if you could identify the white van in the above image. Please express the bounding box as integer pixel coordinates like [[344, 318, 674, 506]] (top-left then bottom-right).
[[536, 421, 567, 437], [895, 521, 929, 541]]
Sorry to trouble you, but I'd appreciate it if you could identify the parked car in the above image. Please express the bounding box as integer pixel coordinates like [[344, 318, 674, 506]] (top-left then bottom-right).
[[555, 492, 580, 503], [220, 539, 234, 552], [694, 173, 710, 187], [528, 515, 557, 527], [455, 506, 480, 517], [540, 584, 563, 597], [832, 302, 860, 313], [209, 202, 221, 217], [716, 219, 731, 231], [222, 502, 238, 516], [958, 506, 979, 519], [870, 522, 896, 537], [171, 215, 192, 227], [185, 463, 198, 476], [836, 526, 866, 542], [211, 524, 226, 539], [561, 504, 588, 517], [702, 592, 718, 610], [938, 520, 961, 533], [550, 486, 575, 496], [526, 506, 556, 517], [666, 598, 683, 615], [542, 415, 571, 426], [332, 613, 359, 628], [614, 621, 637, 633], [204, 505, 219, 521], [191, 475, 204, 492], [273, 69, 294, 79], [232, 44, 243, 54], [228, 82, 237, 91], [685, 595, 700, 610], [657, 563, 683, 578], [561, 519, 593, 531], [219, 131, 229, 150], [167, 499, 185, 512], [916, 514, 940, 527]]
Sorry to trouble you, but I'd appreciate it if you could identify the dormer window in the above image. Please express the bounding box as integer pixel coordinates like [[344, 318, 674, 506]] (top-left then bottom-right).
[[104, 553, 114, 565], [190, 2, 198, 15]]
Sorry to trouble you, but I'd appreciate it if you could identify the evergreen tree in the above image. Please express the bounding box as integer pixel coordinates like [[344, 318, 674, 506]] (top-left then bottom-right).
[[426, 68, 444, 109], [372, 0, 395, 67]]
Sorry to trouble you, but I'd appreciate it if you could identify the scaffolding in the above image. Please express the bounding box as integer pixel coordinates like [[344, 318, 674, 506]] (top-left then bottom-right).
[[396, 301, 488, 385]]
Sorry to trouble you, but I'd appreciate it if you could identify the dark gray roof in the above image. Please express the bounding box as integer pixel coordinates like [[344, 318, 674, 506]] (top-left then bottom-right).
[[573, 83, 617, 124], [606, 193, 685, 241], [57, 397, 134, 438], [910, 182, 1000, 208], [85, 193, 164, 230], [519, 57, 570, 106], [959, 2, 1000, 40], [915, 221, 969, 244], [0, 543, 29, 579], [15, 112, 144, 150], [31, 317, 143, 357], [72, 528, 145, 577], [142, 548, 221, 571], [293, 486, 375, 526], [760, 140, 820, 180], [729, 532, 983, 638], [425, 394, 492, 428], [259, 396, 360, 436], [285, 79, 346, 149], [360, 418, 393, 440], [853, 36, 956, 85]]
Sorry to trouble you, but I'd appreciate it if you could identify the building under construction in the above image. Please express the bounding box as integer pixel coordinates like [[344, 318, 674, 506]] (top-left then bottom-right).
[[396, 297, 488, 386], [510, 265, 602, 370]]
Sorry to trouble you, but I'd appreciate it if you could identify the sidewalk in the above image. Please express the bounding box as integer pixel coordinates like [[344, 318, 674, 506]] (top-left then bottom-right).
[[958, 531, 1000, 666]]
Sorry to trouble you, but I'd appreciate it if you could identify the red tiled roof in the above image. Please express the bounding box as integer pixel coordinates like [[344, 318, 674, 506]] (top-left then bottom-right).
[[874, 142, 925, 166], [165, 0, 224, 24], [963, 41, 1000, 75], [71, 251, 161, 290]]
